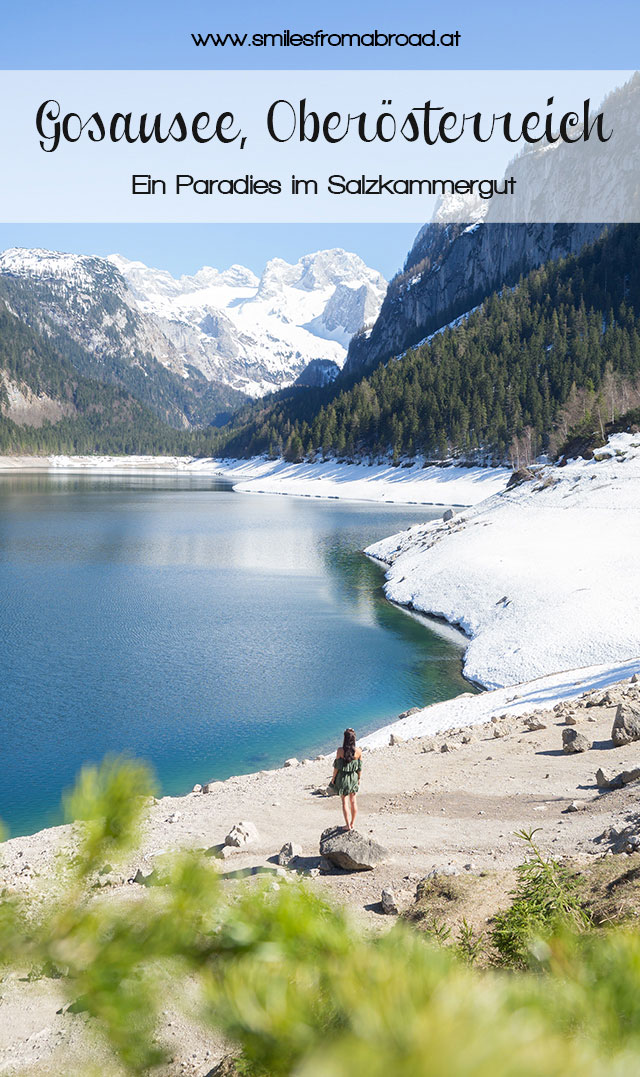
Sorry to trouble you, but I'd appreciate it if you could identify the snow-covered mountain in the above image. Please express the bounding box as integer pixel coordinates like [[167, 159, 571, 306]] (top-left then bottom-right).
[[0, 247, 386, 425], [107, 249, 386, 397]]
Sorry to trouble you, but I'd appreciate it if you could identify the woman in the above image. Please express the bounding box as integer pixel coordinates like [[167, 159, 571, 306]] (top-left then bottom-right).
[[330, 728, 362, 831]]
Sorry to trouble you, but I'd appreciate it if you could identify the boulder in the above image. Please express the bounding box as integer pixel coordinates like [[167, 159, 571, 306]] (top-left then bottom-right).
[[278, 841, 302, 866], [284, 757, 300, 768], [381, 888, 400, 914], [523, 716, 547, 731], [224, 821, 259, 848], [398, 706, 421, 720], [442, 509, 455, 522], [621, 767, 640, 786], [389, 734, 405, 746], [314, 784, 338, 797], [204, 1057, 243, 1077], [132, 868, 155, 886], [319, 826, 388, 871], [612, 702, 640, 747], [192, 783, 203, 794], [596, 767, 621, 790], [562, 728, 591, 754], [632, 673, 640, 684], [507, 467, 535, 488]]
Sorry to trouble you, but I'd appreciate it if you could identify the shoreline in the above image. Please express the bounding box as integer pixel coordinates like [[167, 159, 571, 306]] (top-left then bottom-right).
[[0, 453, 510, 507], [5, 669, 640, 1075], [367, 432, 640, 690]]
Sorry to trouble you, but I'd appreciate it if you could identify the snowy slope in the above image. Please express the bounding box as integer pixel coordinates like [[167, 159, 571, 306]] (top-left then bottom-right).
[[108, 249, 386, 397], [367, 433, 640, 689]]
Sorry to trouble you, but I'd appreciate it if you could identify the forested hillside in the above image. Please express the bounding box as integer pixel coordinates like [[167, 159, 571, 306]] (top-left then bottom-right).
[[216, 226, 640, 465], [0, 299, 189, 455], [3, 226, 639, 463]]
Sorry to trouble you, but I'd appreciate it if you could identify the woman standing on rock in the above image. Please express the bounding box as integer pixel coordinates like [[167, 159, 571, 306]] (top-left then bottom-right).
[[330, 728, 362, 831]]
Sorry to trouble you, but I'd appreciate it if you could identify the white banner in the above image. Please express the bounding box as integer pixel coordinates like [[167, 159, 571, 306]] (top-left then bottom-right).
[[0, 69, 636, 222]]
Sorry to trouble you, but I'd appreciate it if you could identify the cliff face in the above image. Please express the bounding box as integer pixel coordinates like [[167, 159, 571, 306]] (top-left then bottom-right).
[[344, 221, 606, 375], [346, 74, 640, 377]]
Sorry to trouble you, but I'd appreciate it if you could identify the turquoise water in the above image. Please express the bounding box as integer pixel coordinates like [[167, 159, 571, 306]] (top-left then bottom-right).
[[0, 473, 472, 837]]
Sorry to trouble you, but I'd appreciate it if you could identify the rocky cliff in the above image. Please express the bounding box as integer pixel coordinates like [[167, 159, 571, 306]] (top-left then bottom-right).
[[344, 221, 606, 375]]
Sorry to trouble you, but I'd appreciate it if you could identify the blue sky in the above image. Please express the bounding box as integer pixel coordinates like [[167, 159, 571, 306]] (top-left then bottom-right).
[[0, 224, 422, 280], [1, 0, 637, 278]]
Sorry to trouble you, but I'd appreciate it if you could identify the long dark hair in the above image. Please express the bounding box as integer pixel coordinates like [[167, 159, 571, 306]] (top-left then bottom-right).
[[342, 727, 356, 763]]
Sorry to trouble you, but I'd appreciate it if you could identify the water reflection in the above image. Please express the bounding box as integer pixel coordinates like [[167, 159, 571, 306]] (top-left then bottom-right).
[[0, 475, 473, 837]]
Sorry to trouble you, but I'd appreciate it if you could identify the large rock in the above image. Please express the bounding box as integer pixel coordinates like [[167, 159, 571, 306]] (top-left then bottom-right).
[[224, 821, 259, 848], [562, 728, 591, 754], [319, 826, 388, 871], [523, 715, 547, 731], [596, 767, 622, 790], [277, 841, 301, 866], [612, 702, 640, 747], [381, 888, 400, 914]]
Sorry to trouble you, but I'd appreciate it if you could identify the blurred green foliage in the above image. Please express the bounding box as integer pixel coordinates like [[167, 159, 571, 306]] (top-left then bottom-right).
[[2, 759, 640, 1076]]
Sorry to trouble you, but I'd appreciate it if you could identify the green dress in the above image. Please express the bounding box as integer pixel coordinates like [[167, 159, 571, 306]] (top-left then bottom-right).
[[332, 755, 362, 795]]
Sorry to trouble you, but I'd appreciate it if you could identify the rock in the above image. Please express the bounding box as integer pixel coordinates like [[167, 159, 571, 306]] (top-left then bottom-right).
[[632, 673, 640, 684], [621, 767, 640, 785], [563, 801, 584, 813], [442, 508, 455, 522], [389, 734, 405, 746], [381, 888, 400, 914], [507, 466, 535, 488], [596, 767, 616, 789], [562, 728, 591, 754], [133, 868, 154, 886], [220, 845, 236, 859], [318, 856, 335, 873], [319, 826, 388, 871], [201, 782, 212, 794], [278, 841, 302, 866], [192, 784, 202, 794], [523, 716, 547, 731], [420, 866, 459, 882], [204, 1057, 243, 1077], [165, 811, 181, 823], [284, 757, 300, 768], [313, 783, 338, 797], [612, 702, 640, 746], [564, 713, 578, 726], [398, 706, 421, 720], [596, 767, 624, 791], [224, 821, 259, 848]]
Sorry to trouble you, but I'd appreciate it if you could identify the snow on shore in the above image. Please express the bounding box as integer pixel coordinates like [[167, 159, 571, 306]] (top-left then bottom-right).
[[360, 657, 640, 748], [213, 457, 508, 505], [0, 454, 509, 506], [367, 433, 640, 690]]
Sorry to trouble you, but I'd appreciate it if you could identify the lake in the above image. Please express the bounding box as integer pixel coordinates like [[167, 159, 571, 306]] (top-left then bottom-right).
[[0, 473, 472, 836]]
